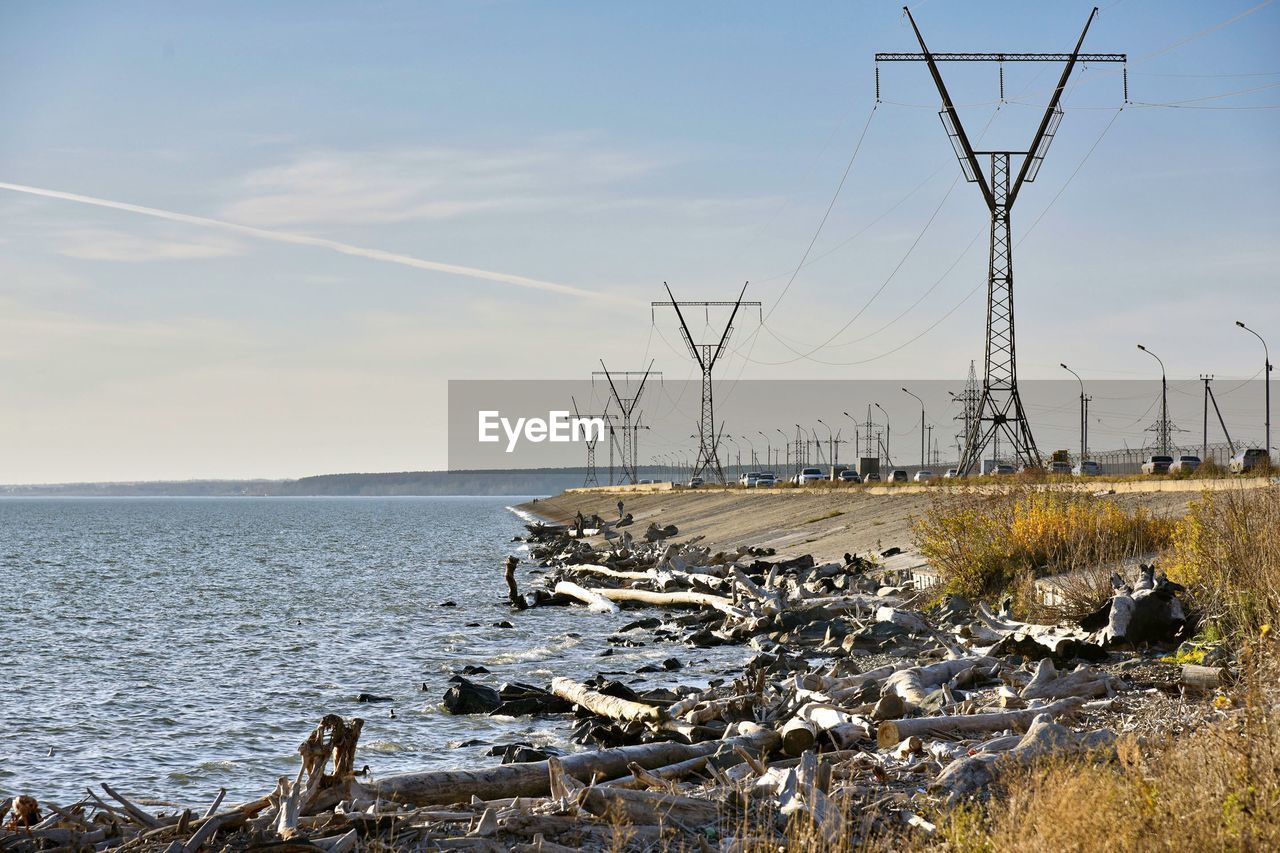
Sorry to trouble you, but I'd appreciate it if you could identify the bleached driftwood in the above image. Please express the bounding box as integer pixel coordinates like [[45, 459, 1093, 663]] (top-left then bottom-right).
[[365, 729, 779, 805], [550, 677, 663, 724], [587, 586, 750, 619], [933, 713, 1116, 796], [876, 696, 1084, 748], [581, 787, 718, 826], [1181, 663, 1225, 692], [552, 581, 621, 614], [1019, 660, 1115, 701], [882, 657, 996, 705]]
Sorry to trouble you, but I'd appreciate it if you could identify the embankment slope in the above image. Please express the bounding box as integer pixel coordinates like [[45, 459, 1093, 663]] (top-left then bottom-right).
[[518, 485, 1213, 563]]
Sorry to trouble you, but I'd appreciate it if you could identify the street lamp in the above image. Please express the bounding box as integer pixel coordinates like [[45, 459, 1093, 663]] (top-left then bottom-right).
[[724, 436, 741, 480], [1237, 321, 1272, 461], [758, 430, 772, 471], [1060, 363, 1090, 464], [741, 434, 757, 468], [1137, 345, 1169, 454], [842, 411, 861, 459], [874, 403, 891, 466], [816, 419, 834, 470], [901, 388, 925, 468]]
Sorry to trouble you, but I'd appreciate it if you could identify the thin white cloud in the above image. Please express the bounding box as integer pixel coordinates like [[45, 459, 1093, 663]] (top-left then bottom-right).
[[0, 181, 624, 302], [59, 229, 242, 262], [221, 145, 665, 227]]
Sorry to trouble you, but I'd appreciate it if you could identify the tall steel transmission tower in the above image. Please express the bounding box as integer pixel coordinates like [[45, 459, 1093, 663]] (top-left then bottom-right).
[[652, 283, 760, 484], [952, 360, 981, 459], [594, 361, 658, 485], [571, 395, 609, 487], [879, 6, 1126, 475]]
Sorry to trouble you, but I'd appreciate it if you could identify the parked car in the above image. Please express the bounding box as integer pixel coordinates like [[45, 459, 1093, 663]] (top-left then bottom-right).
[[889, 470, 909, 483], [1229, 448, 1270, 473], [687, 476, 704, 488], [756, 472, 777, 487], [795, 467, 824, 485], [1072, 460, 1103, 477], [994, 464, 1015, 476], [638, 479, 654, 484], [1141, 454, 1174, 475], [914, 470, 935, 482], [1050, 461, 1072, 475], [943, 468, 960, 479], [838, 469, 862, 483], [1168, 455, 1201, 474], [863, 472, 881, 482], [740, 472, 761, 487]]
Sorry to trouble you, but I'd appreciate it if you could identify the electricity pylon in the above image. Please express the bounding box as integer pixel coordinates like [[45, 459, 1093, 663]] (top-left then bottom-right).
[[594, 361, 658, 485], [879, 6, 1126, 475], [652, 283, 761, 484], [571, 395, 609, 487]]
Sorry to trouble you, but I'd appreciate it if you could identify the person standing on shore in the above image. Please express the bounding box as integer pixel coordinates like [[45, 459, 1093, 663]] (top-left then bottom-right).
[[616, 499, 624, 519]]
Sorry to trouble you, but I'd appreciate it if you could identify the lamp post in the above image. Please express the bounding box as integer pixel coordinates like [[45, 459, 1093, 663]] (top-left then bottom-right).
[[816, 419, 834, 471], [1137, 344, 1169, 455], [741, 434, 757, 469], [1060, 363, 1090, 464], [1237, 321, 1272, 463], [901, 388, 925, 468], [758, 430, 772, 471], [842, 411, 861, 459], [723, 437, 740, 480], [874, 403, 892, 466]]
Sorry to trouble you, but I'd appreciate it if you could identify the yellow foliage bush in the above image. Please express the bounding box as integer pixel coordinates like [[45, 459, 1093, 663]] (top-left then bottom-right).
[[1165, 487, 1280, 640], [913, 488, 1174, 606]]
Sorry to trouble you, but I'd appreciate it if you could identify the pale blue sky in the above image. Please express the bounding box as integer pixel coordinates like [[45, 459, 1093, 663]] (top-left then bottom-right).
[[1, 1, 1276, 482]]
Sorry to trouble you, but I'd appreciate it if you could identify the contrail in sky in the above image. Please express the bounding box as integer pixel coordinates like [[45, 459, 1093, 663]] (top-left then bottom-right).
[[0, 181, 614, 302]]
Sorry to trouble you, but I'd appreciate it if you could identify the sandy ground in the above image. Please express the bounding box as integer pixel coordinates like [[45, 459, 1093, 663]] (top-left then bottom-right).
[[516, 486, 1207, 564]]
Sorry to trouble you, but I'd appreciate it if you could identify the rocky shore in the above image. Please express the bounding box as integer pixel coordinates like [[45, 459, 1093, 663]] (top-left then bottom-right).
[[4, 491, 1242, 852]]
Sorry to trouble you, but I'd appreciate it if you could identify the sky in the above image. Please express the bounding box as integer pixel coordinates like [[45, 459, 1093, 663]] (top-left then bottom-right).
[[0, 0, 1277, 483]]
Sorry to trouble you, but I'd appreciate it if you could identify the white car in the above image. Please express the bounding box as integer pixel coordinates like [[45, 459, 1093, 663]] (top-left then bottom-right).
[[794, 467, 824, 484], [740, 472, 761, 487], [1072, 460, 1103, 477], [756, 472, 777, 487], [888, 470, 909, 483], [1141, 455, 1174, 475], [913, 470, 935, 482], [1230, 448, 1270, 473], [943, 468, 960, 479], [994, 464, 1015, 476], [1168, 455, 1201, 474], [687, 476, 705, 488]]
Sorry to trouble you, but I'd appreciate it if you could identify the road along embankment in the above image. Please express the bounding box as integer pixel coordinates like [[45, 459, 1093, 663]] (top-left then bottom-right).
[[515, 480, 1266, 564]]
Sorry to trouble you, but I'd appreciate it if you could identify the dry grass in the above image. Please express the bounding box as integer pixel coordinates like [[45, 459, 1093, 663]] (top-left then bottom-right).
[[912, 487, 1175, 609], [1164, 487, 1280, 641], [930, 638, 1280, 853]]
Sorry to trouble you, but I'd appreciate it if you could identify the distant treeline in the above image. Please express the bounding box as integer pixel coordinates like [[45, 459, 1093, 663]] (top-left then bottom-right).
[[0, 468, 592, 498]]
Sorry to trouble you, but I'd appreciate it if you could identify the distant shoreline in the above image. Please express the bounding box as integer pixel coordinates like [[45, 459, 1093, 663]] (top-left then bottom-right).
[[0, 467, 590, 498]]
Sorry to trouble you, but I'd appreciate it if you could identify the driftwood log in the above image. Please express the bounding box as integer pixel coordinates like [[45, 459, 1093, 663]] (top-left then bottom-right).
[[552, 581, 621, 614], [934, 713, 1116, 796], [876, 696, 1085, 748], [586, 586, 750, 619], [365, 728, 779, 805], [550, 677, 665, 724]]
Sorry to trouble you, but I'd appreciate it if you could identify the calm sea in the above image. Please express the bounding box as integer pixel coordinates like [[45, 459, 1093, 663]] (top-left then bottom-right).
[[0, 496, 744, 805]]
